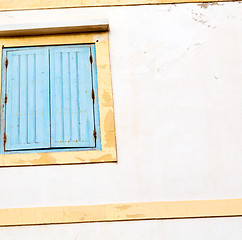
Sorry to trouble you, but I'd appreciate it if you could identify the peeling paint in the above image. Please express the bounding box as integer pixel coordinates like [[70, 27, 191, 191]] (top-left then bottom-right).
[[198, 2, 223, 8], [92, 154, 114, 162], [192, 12, 208, 25], [31, 153, 57, 165], [115, 205, 132, 210], [104, 110, 115, 148], [102, 90, 112, 107], [76, 157, 87, 162]]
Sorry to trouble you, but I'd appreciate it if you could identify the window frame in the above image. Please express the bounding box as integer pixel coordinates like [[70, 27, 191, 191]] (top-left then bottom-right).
[[0, 32, 117, 167], [1, 44, 101, 153]]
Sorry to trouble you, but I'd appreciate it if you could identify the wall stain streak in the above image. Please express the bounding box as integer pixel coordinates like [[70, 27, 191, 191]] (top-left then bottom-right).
[[198, 2, 224, 8], [115, 205, 132, 210], [31, 153, 57, 165], [104, 110, 115, 148], [93, 154, 114, 162]]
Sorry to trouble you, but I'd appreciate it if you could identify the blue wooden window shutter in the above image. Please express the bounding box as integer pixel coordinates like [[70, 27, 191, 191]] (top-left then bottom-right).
[[2, 44, 98, 153], [4, 48, 50, 151], [50, 46, 95, 148]]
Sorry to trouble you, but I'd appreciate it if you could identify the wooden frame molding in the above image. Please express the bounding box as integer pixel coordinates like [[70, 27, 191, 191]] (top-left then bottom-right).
[[0, 20, 109, 37], [0, 199, 241, 227], [0, 31, 117, 167], [0, 0, 240, 12]]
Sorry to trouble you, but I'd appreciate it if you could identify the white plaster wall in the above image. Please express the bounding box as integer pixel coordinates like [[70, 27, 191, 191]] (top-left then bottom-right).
[[0, 217, 242, 240], [0, 2, 241, 208]]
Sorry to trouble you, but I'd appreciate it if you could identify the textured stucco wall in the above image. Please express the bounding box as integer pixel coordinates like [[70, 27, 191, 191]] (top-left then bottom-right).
[[0, 0, 241, 214], [0, 2, 242, 239]]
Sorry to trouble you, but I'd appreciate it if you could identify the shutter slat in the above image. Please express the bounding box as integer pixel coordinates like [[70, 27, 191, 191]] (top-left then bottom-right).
[[27, 54, 36, 144], [5, 48, 50, 151], [50, 45, 95, 148], [19, 54, 28, 144], [51, 51, 64, 144], [9, 54, 20, 146], [70, 52, 80, 142], [62, 52, 72, 143]]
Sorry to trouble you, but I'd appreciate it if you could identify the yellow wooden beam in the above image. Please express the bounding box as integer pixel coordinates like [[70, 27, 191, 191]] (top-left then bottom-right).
[[0, 0, 240, 12], [0, 199, 242, 227]]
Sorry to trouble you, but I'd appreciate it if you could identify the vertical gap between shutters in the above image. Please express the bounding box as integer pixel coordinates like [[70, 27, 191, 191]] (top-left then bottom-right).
[[90, 46, 96, 147], [48, 48, 52, 148]]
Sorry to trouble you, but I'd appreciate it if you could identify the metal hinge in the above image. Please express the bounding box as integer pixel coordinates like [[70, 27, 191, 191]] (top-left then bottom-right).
[[4, 133, 7, 143], [93, 130, 97, 140], [3, 132, 7, 149], [5, 58, 8, 69], [91, 89, 95, 102], [89, 54, 93, 64], [4, 94, 7, 104]]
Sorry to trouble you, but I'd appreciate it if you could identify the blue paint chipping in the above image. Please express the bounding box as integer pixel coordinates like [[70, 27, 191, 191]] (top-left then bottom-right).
[[0, 44, 101, 154]]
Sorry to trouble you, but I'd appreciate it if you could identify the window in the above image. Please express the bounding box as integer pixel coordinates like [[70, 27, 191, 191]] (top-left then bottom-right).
[[1, 44, 100, 154], [0, 31, 117, 167]]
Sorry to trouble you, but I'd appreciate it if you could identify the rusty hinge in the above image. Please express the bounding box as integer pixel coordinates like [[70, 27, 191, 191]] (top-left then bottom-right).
[[3, 132, 7, 149], [89, 54, 93, 64], [93, 129, 97, 139], [4, 94, 7, 104], [91, 89, 95, 102], [5, 58, 8, 69]]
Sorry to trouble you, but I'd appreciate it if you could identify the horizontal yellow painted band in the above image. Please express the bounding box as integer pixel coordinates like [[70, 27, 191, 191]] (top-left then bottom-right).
[[0, 0, 240, 11], [0, 199, 242, 227]]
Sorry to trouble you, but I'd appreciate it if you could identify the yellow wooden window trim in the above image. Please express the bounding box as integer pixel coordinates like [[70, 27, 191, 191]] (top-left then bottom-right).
[[0, 32, 117, 167], [0, 199, 242, 227], [0, 0, 240, 12]]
